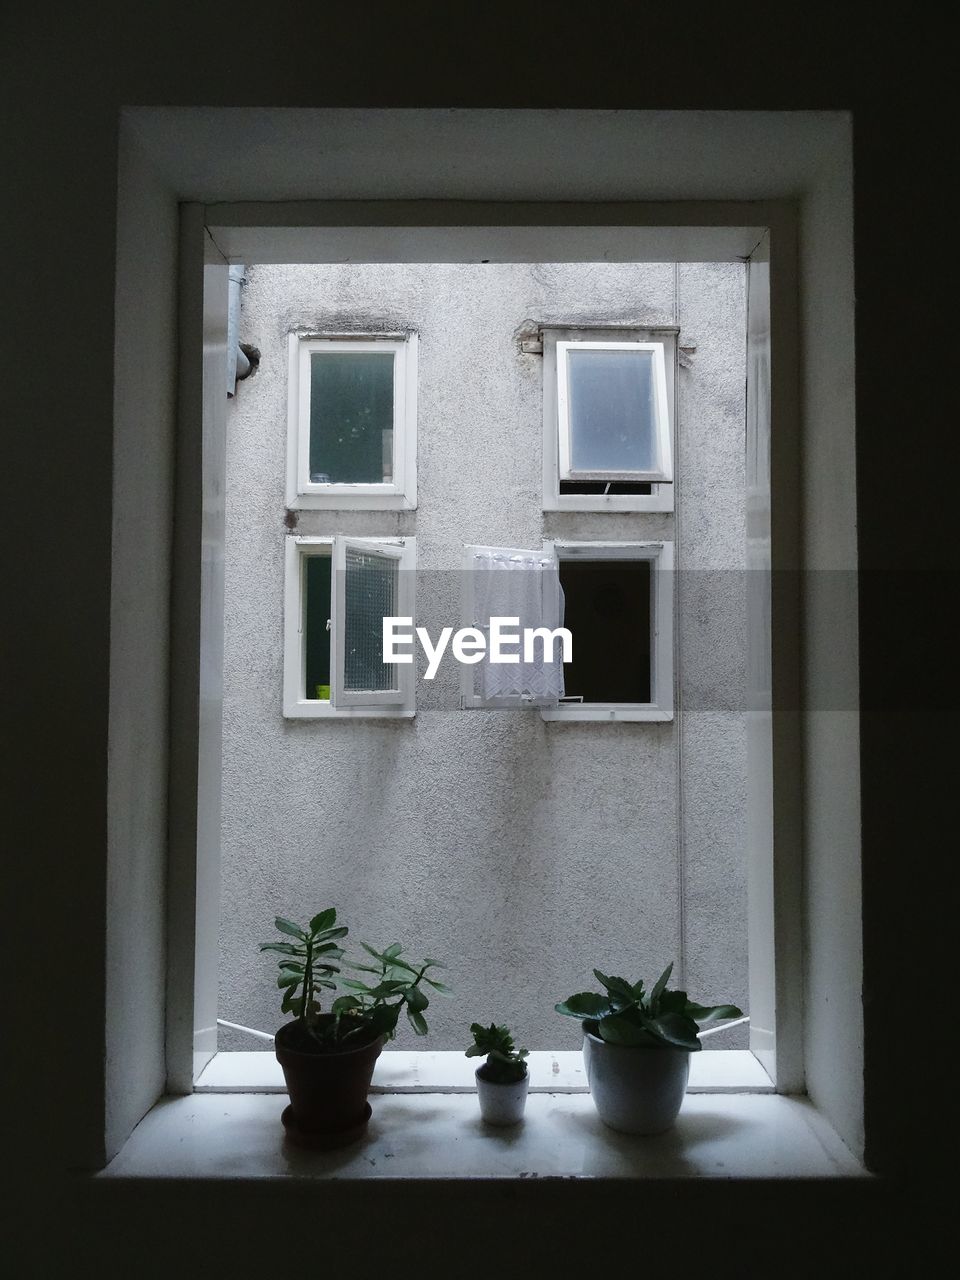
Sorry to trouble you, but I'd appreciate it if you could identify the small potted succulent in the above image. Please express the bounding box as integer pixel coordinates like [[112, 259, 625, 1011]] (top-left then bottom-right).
[[261, 907, 449, 1147], [556, 962, 742, 1134], [466, 1022, 530, 1125]]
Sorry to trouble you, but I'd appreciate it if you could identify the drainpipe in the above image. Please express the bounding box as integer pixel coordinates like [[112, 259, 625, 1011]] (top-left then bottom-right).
[[226, 264, 250, 396]]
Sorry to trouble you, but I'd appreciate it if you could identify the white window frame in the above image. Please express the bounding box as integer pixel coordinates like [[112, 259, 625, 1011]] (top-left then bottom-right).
[[543, 327, 677, 512], [286, 333, 418, 510], [283, 534, 416, 718], [540, 540, 674, 723]]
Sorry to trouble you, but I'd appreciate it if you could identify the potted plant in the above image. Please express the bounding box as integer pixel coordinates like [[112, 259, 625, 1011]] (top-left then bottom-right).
[[556, 962, 742, 1135], [466, 1022, 530, 1125], [261, 907, 449, 1147]]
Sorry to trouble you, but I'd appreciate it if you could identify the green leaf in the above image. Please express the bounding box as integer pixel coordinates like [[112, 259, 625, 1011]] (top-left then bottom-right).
[[309, 908, 337, 934], [274, 917, 305, 940], [314, 926, 349, 944], [465, 1044, 485, 1058], [407, 1008, 429, 1036], [278, 958, 304, 970], [277, 972, 300, 989], [313, 942, 344, 957], [649, 962, 674, 1007], [259, 942, 301, 956], [405, 985, 428, 1012], [593, 971, 638, 1003], [340, 978, 375, 993], [596, 1014, 658, 1047], [641, 1010, 701, 1051], [367, 1003, 401, 1038], [315, 978, 338, 990], [383, 943, 403, 959], [422, 959, 445, 969], [425, 978, 452, 994], [555, 992, 613, 1020], [331, 995, 361, 1014], [684, 1001, 743, 1026]]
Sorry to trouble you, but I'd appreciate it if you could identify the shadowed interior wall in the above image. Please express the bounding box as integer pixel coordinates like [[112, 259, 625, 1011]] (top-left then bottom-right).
[[218, 261, 748, 1049]]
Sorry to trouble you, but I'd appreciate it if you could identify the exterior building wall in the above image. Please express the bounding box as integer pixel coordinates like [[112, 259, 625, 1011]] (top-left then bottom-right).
[[219, 261, 747, 1050]]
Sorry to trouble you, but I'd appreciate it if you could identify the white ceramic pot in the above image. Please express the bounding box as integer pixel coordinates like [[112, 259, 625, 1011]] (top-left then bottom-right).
[[475, 1066, 529, 1125], [582, 1027, 690, 1134]]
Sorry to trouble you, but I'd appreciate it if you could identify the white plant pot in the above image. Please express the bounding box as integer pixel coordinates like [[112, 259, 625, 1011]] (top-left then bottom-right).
[[475, 1066, 529, 1125], [582, 1027, 691, 1134]]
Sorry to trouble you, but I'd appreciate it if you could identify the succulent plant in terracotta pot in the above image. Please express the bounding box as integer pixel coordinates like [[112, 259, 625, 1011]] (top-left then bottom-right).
[[261, 908, 449, 1148]]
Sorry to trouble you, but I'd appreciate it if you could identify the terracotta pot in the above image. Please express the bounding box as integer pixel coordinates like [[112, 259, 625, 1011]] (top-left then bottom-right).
[[275, 1018, 384, 1144], [582, 1024, 690, 1134]]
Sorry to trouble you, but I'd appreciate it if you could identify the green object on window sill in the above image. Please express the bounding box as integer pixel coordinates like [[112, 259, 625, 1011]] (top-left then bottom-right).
[[315, 684, 331, 701]]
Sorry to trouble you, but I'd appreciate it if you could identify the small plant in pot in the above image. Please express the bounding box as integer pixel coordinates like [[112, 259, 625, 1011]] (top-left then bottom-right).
[[261, 908, 449, 1148], [466, 1022, 530, 1126], [556, 962, 742, 1135]]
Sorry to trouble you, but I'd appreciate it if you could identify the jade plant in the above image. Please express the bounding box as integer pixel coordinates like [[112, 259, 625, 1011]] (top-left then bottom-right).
[[261, 908, 450, 1049], [466, 1022, 529, 1083], [556, 961, 741, 1050]]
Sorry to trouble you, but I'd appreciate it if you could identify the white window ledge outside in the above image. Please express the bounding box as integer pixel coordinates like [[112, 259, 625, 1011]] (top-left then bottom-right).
[[195, 1049, 773, 1094], [99, 1050, 865, 1181]]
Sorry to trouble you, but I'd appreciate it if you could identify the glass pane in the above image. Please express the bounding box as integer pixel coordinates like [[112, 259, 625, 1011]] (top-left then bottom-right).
[[309, 351, 394, 484], [343, 546, 399, 692], [304, 554, 332, 699], [566, 348, 658, 474]]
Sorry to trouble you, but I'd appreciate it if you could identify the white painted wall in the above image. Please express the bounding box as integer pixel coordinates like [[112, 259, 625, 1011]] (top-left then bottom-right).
[[218, 260, 749, 1050], [105, 126, 178, 1155]]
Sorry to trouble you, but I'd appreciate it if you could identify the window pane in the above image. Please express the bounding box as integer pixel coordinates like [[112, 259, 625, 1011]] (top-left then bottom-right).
[[558, 559, 651, 702], [343, 546, 399, 692], [304, 554, 332, 699], [566, 348, 658, 474], [309, 351, 394, 484]]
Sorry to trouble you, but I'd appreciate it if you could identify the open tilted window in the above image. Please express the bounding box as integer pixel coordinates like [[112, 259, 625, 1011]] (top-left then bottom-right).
[[286, 334, 418, 509], [283, 535, 416, 718], [460, 544, 567, 709], [541, 541, 674, 722], [542, 327, 676, 512]]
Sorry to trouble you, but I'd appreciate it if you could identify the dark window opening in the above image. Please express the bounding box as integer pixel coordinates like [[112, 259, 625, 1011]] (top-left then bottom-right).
[[559, 559, 652, 703], [559, 480, 653, 495], [304, 554, 332, 698]]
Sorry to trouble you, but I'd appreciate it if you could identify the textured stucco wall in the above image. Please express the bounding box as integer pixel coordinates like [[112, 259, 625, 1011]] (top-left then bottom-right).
[[219, 262, 747, 1050]]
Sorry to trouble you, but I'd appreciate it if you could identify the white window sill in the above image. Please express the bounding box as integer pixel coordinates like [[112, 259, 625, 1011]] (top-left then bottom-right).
[[99, 1050, 864, 1181], [195, 1049, 774, 1094], [100, 1091, 864, 1181]]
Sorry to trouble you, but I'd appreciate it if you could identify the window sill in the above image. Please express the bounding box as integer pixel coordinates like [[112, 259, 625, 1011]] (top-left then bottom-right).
[[100, 1090, 864, 1181]]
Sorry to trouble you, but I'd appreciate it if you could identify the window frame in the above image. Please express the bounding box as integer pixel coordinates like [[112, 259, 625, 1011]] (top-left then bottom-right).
[[540, 540, 674, 723], [557, 340, 673, 485], [542, 326, 677, 512], [286, 332, 418, 510], [283, 534, 416, 718]]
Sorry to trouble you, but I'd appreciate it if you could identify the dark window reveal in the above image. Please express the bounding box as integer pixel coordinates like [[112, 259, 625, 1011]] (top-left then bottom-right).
[[559, 559, 652, 703], [304, 554, 332, 699]]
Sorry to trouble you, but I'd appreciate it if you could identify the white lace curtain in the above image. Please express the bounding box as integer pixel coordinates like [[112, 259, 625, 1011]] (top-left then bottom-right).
[[471, 549, 565, 704]]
